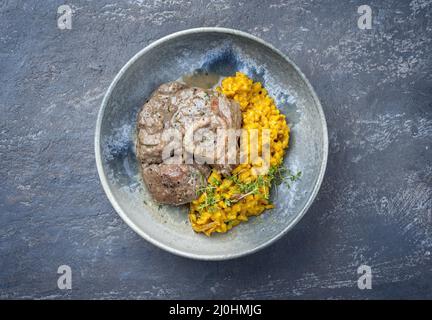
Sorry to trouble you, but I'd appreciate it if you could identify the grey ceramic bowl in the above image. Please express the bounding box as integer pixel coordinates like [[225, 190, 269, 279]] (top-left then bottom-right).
[[95, 27, 328, 260]]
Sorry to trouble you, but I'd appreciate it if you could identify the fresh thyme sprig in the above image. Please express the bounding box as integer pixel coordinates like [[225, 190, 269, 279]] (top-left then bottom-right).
[[228, 165, 302, 205], [268, 166, 302, 188], [195, 173, 220, 212], [194, 166, 302, 213]]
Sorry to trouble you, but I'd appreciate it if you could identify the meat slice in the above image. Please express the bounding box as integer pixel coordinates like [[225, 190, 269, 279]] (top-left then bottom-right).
[[141, 163, 210, 205], [136, 82, 186, 165], [208, 92, 242, 176], [136, 81, 242, 205], [168, 88, 242, 175]]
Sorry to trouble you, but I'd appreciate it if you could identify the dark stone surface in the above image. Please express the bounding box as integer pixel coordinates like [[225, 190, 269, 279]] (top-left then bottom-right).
[[1, 0, 431, 299]]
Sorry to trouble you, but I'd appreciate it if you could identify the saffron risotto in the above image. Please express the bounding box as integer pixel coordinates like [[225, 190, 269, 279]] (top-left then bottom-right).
[[189, 72, 290, 236]]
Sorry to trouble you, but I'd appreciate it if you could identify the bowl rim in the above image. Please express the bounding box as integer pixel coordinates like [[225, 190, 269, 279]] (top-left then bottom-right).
[[95, 27, 328, 261]]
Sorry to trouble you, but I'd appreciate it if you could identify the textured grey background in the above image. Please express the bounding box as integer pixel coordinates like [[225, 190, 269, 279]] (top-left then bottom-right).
[[1, 0, 431, 299]]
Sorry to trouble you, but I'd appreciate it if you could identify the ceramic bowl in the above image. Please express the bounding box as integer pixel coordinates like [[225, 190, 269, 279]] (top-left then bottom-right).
[[95, 27, 328, 260]]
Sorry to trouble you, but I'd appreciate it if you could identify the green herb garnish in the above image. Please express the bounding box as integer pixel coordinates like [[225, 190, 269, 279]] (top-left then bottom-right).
[[195, 166, 301, 212]]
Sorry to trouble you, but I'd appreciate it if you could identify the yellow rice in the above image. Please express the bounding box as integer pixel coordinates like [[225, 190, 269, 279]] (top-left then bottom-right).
[[188, 72, 290, 236]]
